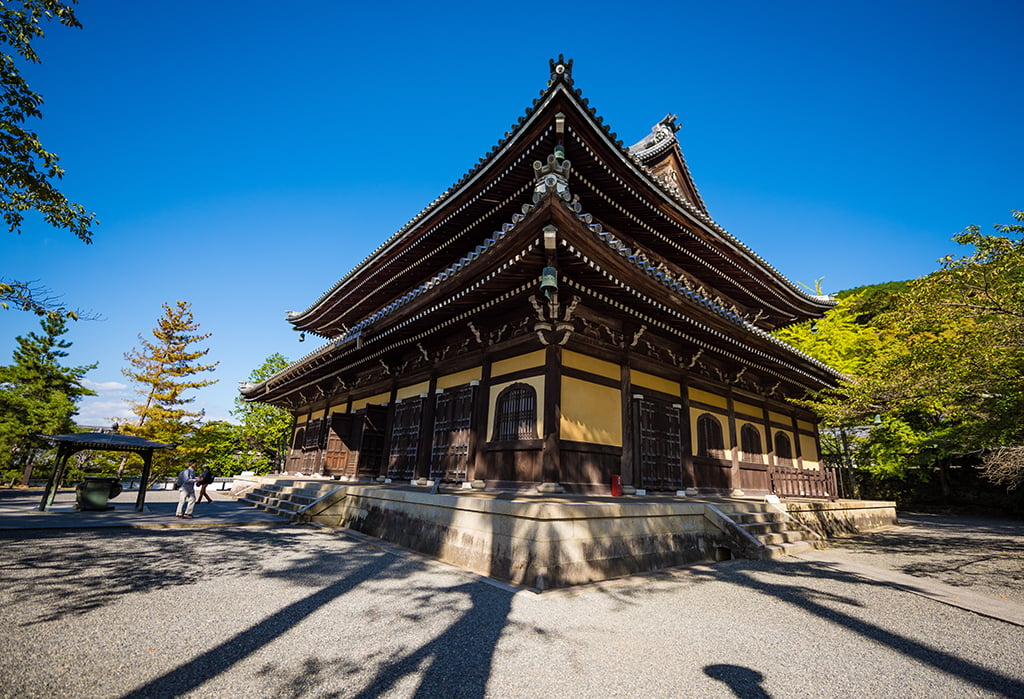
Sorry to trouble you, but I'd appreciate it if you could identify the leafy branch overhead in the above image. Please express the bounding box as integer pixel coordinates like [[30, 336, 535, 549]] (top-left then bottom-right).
[[777, 211, 1024, 494], [0, 0, 96, 241]]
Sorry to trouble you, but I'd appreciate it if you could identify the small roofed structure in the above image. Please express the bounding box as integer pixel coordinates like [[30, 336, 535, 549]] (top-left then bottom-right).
[[37, 432, 174, 512]]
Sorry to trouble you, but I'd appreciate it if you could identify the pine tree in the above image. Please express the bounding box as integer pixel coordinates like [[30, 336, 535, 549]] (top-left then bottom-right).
[[0, 314, 95, 482], [120, 301, 218, 471]]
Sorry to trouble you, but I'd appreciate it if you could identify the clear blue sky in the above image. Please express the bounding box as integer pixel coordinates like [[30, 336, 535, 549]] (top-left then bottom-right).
[[2, 0, 1021, 426]]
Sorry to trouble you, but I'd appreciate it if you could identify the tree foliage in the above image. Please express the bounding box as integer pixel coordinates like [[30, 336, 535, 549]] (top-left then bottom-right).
[[781, 211, 1024, 501], [1, 1, 96, 319], [119, 301, 218, 473], [232, 352, 292, 474], [0, 313, 94, 481], [0, 0, 95, 241]]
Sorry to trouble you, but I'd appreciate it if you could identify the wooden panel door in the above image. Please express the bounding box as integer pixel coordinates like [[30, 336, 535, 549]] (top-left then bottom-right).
[[430, 385, 475, 482], [324, 413, 354, 477], [388, 397, 423, 480], [635, 397, 684, 491]]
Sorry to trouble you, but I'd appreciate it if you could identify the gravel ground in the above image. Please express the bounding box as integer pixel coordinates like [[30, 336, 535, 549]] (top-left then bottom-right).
[[1, 522, 1022, 699], [822, 513, 1024, 606]]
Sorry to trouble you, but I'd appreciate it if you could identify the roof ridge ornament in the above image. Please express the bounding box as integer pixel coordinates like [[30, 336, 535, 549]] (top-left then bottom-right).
[[533, 148, 572, 204], [548, 55, 574, 87]]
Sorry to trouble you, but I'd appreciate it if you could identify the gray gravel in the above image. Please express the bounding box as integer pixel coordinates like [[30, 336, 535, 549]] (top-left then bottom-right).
[[1, 521, 1023, 698], [822, 512, 1024, 605]]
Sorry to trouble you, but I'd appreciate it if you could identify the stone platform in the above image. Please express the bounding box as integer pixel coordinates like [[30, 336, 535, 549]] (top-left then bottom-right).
[[238, 478, 897, 590]]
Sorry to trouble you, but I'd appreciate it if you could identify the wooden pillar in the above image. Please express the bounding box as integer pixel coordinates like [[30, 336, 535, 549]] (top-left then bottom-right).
[[619, 362, 634, 486], [726, 388, 741, 493], [380, 382, 399, 479], [38, 444, 72, 512], [679, 372, 696, 489], [415, 373, 439, 479], [135, 449, 154, 512], [791, 413, 804, 469], [540, 343, 562, 490], [467, 357, 492, 484], [762, 403, 776, 468]]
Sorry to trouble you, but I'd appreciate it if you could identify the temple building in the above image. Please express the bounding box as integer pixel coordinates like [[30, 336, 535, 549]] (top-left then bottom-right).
[[239, 57, 841, 497]]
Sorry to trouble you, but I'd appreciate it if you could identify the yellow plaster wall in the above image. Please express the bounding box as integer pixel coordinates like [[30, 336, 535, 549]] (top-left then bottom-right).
[[396, 382, 429, 402], [690, 387, 728, 410], [491, 350, 546, 378], [798, 419, 816, 432], [632, 369, 680, 397], [437, 367, 482, 390], [560, 376, 622, 446], [329, 399, 348, 413], [800, 434, 820, 469], [295, 414, 308, 424], [770, 410, 792, 425], [690, 409, 732, 452], [734, 401, 763, 419], [487, 376, 545, 440], [563, 350, 620, 381], [351, 392, 389, 411]]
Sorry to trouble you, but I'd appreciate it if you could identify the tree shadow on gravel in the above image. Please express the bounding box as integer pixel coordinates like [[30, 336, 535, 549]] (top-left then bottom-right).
[[830, 514, 1024, 596], [0, 523, 520, 699], [249, 577, 519, 699], [0, 527, 321, 625], [693, 559, 1024, 698]]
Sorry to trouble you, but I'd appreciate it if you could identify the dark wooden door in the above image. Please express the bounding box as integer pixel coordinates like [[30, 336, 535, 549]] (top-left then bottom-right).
[[635, 397, 684, 490], [356, 406, 387, 478], [388, 397, 423, 480], [430, 385, 476, 482], [324, 413, 354, 477]]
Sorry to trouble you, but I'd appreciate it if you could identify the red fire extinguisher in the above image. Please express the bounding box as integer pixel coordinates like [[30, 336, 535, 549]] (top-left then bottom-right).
[[611, 475, 623, 497]]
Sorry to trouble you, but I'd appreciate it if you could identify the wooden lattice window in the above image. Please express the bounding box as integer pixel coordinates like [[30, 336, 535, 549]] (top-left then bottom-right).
[[740, 424, 763, 464], [303, 418, 324, 449], [774, 432, 794, 466], [492, 383, 538, 441], [696, 413, 726, 459]]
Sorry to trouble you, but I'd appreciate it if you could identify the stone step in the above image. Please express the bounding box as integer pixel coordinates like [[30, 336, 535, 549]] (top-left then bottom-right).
[[751, 530, 807, 546], [739, 521, 792, 536], [759, 540, 817, 559], [730, 512, 787, 525], [245, 493, 305, 513], [251, 487, 328, 508], [238, 497, 297, 519]]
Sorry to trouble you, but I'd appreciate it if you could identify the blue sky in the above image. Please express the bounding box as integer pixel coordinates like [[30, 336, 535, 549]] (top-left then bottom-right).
[[2, 0, 1021, 426]]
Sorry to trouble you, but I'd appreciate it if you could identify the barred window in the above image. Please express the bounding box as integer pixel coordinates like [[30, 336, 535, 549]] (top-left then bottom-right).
[[740, 424, 763, 463], [492, 383, 538, 441], [774, 432, 794, 460], [696, 413, 725, 458]]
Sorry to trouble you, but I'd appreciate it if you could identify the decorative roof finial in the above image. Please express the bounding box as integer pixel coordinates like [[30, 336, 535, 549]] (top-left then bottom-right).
[[548, 55, 574, 87]]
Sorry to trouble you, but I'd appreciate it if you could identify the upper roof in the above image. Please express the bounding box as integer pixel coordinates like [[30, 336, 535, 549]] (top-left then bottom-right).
[[284, 57, 834, 342]]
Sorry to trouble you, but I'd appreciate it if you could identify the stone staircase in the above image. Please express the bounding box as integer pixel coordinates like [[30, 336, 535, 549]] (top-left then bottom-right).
[[715, 501, 823, 559], [238, 479, 344, 520]]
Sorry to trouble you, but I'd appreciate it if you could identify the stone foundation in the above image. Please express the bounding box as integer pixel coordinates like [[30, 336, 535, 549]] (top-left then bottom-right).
[[295, 484, 898, 589], [783, 499, 898, 538]]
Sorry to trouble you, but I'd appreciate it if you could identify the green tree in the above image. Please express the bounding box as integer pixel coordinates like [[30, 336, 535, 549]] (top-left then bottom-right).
[[0, 313, 94, 483], [233, 352, 292, 474], [783, 211, 1024, 502], [119, 301, 218, 476], [1, 1, 97, 318], [187, 420, 243, 475]]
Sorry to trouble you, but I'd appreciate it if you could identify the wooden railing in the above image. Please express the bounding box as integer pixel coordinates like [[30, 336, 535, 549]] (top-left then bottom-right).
[[769, 464, 837, 501]]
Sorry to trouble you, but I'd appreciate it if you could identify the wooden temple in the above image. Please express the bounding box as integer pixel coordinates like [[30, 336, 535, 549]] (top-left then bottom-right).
[[239, 57, 841, 497]]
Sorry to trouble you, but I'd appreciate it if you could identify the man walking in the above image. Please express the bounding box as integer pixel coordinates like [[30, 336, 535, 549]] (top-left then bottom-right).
[[175, 461, 198, 519]]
